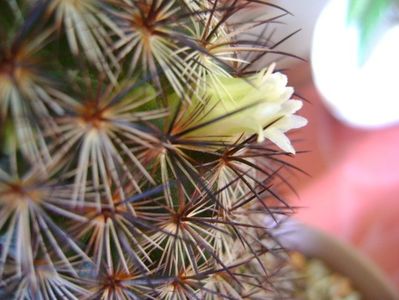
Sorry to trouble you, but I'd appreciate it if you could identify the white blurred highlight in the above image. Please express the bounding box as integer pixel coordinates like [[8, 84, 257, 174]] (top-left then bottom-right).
[[311, 0, 399, 128]]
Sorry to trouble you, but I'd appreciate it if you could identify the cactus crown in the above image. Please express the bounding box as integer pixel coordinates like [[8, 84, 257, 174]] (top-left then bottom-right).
[[0, 0, 307, 299]]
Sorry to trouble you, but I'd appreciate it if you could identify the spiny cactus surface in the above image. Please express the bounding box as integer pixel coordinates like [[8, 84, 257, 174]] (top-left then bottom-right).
[[0, 0, 307, 299]]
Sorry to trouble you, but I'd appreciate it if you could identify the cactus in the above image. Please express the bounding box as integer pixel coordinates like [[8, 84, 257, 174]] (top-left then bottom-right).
[[0, 0, 307, 299]]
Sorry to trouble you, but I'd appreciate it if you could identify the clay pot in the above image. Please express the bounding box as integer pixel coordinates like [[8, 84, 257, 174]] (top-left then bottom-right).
[[276, 220, 398, 300]]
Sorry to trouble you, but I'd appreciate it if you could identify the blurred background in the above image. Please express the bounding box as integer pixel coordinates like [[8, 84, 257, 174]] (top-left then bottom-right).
[[255, 0, 399, 290]]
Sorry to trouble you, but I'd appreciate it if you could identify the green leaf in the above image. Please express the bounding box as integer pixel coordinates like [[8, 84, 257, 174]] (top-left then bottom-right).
[[347, 0, 392, 64]]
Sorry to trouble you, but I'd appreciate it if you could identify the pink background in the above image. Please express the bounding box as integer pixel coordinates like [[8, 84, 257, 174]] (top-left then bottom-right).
[[284, 63, 399, 290]]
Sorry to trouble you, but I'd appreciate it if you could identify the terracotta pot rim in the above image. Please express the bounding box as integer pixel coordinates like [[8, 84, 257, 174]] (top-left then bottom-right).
[[274, 219, 398, 300]]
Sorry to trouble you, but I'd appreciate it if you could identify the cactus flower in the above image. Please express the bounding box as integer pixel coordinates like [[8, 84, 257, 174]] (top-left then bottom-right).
[[181, 64, 307, 154]]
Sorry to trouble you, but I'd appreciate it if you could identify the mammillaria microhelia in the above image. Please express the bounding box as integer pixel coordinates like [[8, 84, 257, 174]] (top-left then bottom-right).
[[0, 1, 306, 299]]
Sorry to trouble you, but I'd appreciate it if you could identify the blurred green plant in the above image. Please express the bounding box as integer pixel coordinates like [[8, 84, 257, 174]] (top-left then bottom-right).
[[347, 0, 396, 64]]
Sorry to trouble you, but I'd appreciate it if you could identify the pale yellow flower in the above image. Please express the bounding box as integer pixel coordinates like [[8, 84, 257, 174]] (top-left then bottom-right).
[[179, 64, 307, 154]]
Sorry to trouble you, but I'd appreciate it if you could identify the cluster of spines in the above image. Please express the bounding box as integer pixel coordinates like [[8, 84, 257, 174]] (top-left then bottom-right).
[[0, 0, 301, 299]]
